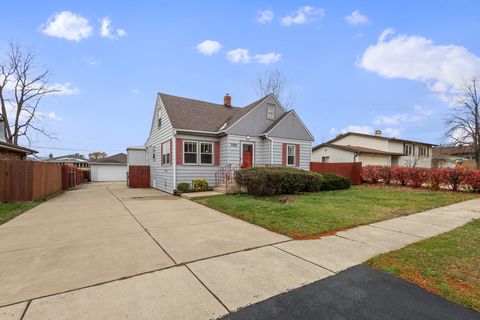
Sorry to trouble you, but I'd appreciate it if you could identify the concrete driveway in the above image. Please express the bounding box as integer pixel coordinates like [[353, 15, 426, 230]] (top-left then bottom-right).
[[1, 183, 479, 319]]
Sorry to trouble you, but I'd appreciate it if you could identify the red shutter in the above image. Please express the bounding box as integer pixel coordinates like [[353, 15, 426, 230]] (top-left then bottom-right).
[[170, 140, 173, 165], [214, 142, 220, 166], [282, 143, 287, 166], [176, 138, 183, 165], [295, 144, 300, 167], [160, 143, 163, 165]]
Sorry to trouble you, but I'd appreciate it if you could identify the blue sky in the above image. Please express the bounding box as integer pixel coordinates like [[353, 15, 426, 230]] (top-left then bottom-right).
[[2, 1, 480, 157]]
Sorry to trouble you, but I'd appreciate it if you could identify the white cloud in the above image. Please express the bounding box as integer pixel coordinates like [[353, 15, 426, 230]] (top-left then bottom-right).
[[41, 111, 62, 121], [330, 125, 373, 136], [196, 40, 222, 56], [281, 6, 325, 26], [254, 52, 282, 64], [83, 57, 100, 66], [226, 48, 251, 64], [226, 49, 281, 64], [357, 29, 480, 101], [47, 82, 79, 95], [374, 105, 432, 126], [41, 11, 92, 41], [100, 17, 126, 39], [345, 10, 370, 26], [257, 9, 274, 24]]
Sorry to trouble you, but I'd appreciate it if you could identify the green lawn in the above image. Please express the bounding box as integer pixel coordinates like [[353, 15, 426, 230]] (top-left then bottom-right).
[[0, 202, 41, 225], [194, 186, 477, 238], [368, 220, 480, 312]]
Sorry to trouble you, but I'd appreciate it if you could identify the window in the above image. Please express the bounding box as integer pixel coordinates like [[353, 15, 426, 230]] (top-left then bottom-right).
[[287, 145, 296, 166], [267, 104, 275, 120], [162, 141, 171, 165], [419, 146, 428, 157], [158, 110, 162, 128], [322, 156, 330, 163], [200, 143, 213, 164], [184, 142, 197, 164], [404, 144, 414, 156], [152, 146, 156, 160]]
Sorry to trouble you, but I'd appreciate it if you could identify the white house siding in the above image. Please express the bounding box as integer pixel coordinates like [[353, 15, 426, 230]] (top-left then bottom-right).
[[146, 96, 175, 193], [226, 96, 285, 136], [268, 112, 313, 141], [223, 135, 270, 166], [271, 138, 311, 170], [312, 146, 355, 163], [333, 135, 388, 150], [357, 154, 391, 166], [127, 149, 146, 166]]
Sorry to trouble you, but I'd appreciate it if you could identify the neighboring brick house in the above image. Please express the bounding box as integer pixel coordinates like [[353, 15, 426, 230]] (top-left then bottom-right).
[[135, 92, 314, 194], [0, 117, 37, 159]]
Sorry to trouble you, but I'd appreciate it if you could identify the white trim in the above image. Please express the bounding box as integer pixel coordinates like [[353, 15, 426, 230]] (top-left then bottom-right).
[[263, 110, 315, 141], [286, 144, 296, 166], [183, 140, 199, 165], [240, 141, 255, 166], [173, 135, 177, 190], [199, 142, 214, 165], [182, 140, 216, 166], [161, 140, 171, 166]]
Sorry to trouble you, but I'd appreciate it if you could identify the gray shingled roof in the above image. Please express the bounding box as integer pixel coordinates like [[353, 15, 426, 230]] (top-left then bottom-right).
[[159, 93, 269, 133], [91, 153, 127, 164]]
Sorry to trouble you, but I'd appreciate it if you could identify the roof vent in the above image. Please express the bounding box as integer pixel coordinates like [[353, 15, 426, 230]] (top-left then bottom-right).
[[224, 93, 231, 107], [374, 130, 382, 136]]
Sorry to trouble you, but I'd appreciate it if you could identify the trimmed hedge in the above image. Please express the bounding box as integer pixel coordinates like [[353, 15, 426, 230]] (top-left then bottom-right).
[[320, 173, 352, 191], [177, 182, 191, 193], [361, 165, 480, 192], [235, 167, 323, 196]]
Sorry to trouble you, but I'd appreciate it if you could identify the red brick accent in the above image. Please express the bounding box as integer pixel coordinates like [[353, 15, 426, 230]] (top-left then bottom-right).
[[295, 144, 300, 167], [176, 138, 183, 165], [282, 143, 286, 166], [214, 142, 220, 166]]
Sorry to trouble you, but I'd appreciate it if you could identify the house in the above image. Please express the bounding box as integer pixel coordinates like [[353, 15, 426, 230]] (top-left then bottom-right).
[[90, 153, 128, 182], [139, 92, 314, 194], [312, 131, 435, 168], [432, 145, 477, 169], [46, 153, 90, 169], [0, 116, 37, 159]]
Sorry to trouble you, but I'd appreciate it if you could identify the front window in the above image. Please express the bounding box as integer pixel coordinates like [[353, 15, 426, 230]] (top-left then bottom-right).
[[267, 104, 275, 120], [287, 145, 296, 166], [404, 144, 413, 156], [419, 146, 428, 157], [322, 156, 330, 163], [162, 141, 171, 165], [200, 143, 213, 164], [184, 142, 198, 164]]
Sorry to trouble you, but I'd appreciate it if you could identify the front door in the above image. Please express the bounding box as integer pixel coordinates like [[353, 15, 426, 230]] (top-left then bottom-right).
[[242, 143, 254, 168]]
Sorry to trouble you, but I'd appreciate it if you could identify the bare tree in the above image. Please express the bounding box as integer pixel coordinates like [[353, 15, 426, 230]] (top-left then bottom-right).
[[254, 68, 294, 108], [445, 77, 480, 168], [0, 41, 60, 146]]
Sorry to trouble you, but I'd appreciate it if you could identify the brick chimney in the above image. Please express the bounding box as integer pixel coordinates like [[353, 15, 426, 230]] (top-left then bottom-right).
[[224, 93, 231, 107]]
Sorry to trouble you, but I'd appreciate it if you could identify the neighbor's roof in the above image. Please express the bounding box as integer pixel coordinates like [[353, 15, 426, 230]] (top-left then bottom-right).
[[91, 153, 127, 164], [0, 141, 37, 154], [315, 132, 437, 149], [432, 145, 475, 156], [159, 93, 270, 133], [48, 154, 88, 162], [313, 143, 404, 156]]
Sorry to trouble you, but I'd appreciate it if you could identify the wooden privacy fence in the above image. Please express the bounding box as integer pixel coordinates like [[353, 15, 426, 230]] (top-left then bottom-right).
[[128, 165, 150, 188], [310, 162, 362, 185], [61, 165, 89, 189], [0, 160, 62, 202]]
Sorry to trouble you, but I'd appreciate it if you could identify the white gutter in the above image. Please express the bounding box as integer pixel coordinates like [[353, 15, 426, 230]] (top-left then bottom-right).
[[265, 135, 274, 165], [173, 130, 177, 191]]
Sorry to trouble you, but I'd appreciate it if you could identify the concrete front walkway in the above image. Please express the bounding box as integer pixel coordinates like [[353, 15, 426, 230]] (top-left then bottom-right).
[[0, 183, 479, 319]]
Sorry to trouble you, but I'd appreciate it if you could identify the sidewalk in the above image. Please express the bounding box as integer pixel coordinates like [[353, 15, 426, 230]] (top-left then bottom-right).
[[1, 184, 478, 319]]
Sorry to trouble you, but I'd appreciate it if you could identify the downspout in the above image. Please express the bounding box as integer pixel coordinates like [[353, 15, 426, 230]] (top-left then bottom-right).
[[353, 152, 359, 162], [265, 135, 274, 165], [173, 130, 177, 193]]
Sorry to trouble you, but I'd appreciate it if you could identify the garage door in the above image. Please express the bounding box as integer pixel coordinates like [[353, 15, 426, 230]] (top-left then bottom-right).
[[91, 165, 127, 181]]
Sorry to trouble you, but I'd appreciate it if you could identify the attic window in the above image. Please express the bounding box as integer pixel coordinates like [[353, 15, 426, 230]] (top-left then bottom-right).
[[158, 110, 162, 128], [267, 104, 275, 120]]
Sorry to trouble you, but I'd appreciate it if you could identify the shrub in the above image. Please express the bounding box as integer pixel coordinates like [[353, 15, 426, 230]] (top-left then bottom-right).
[[463, 169, 480, 192], [406, 168, 429, 188], [176, 182, 191, 193], [235, 167, 323, 196], [361, 165, 381, 183], [378, 166, 393, 184], [429, 169, 445, 191], [392, 167, 410, 186], [192, 178, 209, 191], [320, 173, 352, 191], [440, 167, 467, 191]]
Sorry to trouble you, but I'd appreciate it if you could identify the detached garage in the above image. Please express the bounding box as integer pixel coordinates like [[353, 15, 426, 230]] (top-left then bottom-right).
[[90, 153, 128, 182]]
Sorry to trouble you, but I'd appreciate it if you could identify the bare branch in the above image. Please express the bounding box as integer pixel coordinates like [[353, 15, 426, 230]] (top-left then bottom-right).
[[253, 68, 295, 108]]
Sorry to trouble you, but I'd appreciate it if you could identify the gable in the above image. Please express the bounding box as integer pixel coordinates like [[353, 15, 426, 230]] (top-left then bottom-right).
[[226, 95, 286, 136], [146, 95, 174, 145], [333, 134, 389, 150], [268, 111, 314, 141]]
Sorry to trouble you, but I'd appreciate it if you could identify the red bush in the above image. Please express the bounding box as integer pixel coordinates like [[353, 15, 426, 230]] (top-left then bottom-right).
[[438, 167, 467, 191], [429, 169, 445, 191], [361, 166, 381, 183], [406, 168, 429, 188], [392, 167, 410, 186], [464, 169, 480, 192], [378, 166, 393, 184]]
